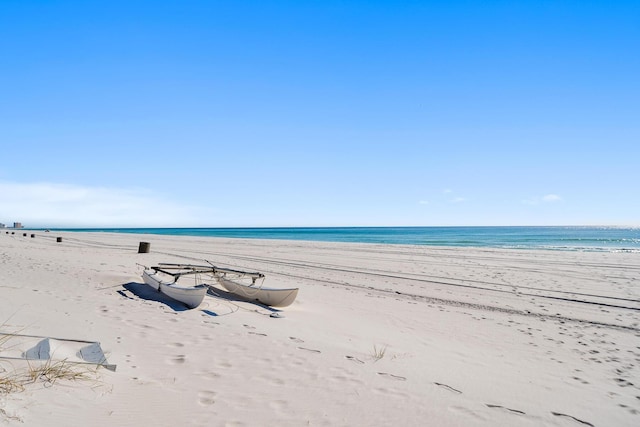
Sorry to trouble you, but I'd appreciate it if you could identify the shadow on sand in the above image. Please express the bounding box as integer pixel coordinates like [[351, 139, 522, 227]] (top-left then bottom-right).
[[120, 282, 192, 312]]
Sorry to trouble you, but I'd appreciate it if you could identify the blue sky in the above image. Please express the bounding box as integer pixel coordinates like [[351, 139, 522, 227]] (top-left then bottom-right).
[[1, 0, 638, 227]]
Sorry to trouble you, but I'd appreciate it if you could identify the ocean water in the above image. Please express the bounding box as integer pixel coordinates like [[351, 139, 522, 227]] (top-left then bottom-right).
[[38, 226, 640, 252]]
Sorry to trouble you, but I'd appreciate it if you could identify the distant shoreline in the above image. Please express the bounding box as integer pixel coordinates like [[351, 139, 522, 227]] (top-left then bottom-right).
[[21, 226, 640, 252]]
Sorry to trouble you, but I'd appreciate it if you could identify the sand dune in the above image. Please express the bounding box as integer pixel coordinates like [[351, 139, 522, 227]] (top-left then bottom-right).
[[1, 231, 639, 426]]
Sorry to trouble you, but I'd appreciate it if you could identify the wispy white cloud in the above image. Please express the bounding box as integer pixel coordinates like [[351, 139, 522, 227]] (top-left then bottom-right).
[[442, 189, 453, 194], [0, 181, 212, 227], [418, 200, 429, 205], [542, 194, 562, 202], [451, 197, 467, 203]]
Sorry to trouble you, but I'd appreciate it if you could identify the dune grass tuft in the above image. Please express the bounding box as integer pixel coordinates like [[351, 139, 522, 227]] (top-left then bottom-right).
[[0, 328, 23, 394], [26, 359, 98, 387], [371, 344, 388, 362], [0, 370, 25, 394]]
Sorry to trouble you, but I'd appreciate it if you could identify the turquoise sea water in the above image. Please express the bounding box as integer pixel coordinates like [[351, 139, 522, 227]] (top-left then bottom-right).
[[37, 226, 640, 252]]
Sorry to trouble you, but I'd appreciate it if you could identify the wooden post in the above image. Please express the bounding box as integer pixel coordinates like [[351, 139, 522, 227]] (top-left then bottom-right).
[[56, 237, 62, 242], [31, 234, 35, 238], [138, 241, 150, 253], [23, 233, 27, 237]]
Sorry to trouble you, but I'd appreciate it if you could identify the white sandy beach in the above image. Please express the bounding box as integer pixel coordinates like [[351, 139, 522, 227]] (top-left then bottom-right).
[[1, 231, 639, 426]]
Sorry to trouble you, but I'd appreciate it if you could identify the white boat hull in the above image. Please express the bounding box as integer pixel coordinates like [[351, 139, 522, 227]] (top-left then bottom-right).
[[142, 270, 207, 309], [216, 276, 298, 307]]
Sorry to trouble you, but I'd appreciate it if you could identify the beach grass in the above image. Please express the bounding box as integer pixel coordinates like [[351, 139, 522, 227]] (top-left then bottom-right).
[[27, 358, 98, 386], [0, 369, 24, 394], [371, 344, 388, 362]]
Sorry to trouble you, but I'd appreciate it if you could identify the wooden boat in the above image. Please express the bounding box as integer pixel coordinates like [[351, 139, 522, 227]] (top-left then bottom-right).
[[142, 267, 208, 309], [157, 262, 299, 308]]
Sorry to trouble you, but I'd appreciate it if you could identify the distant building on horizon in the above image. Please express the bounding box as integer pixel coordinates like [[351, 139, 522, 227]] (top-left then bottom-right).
[[0, 223, 5, 228], [13, 222, 23, 229]]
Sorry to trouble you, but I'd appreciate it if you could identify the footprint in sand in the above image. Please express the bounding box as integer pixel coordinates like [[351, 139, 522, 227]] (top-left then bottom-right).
[[377, 372, 407, 381], [572, 376, 589, 385], [248, 331, 267, 336], [243, 324, 256, 330], [551, 412, 594, 426], [297, 347, 321, 353], [486, 404, 525, 415], [434, 382, 462, 394], [216, 360, 233, 369], [203, 319, 220, 326], [125, 354, 137, 369], [195, 370, 221, 380], [372, 387, 409, 398], [167, 355, 186, 364], [345, 355, 365, 364], [614, 378, 634, 387], [197, 390, 216, 406], [289, 337, 304, 343]]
